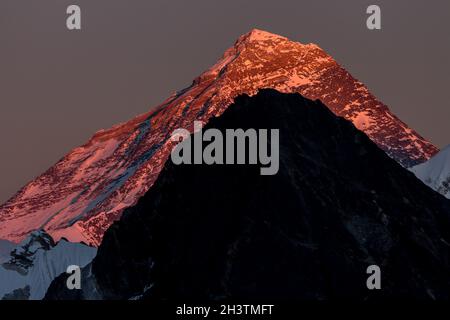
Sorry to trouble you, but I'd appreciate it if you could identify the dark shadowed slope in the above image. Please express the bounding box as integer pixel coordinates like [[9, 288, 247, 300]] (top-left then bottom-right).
[[46, 90, 450, 301]]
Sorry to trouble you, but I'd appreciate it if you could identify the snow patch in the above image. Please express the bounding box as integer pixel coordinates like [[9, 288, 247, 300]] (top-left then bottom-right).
[[0, 233, 96, 300], [411, 145, 450, 199]]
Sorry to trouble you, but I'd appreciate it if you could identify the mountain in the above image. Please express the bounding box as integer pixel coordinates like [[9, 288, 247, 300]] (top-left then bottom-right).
[[45, 90, 450, 301], [411, 145, 450, 199], [0, 230, 96, 300], [0, 29, 438, 246]]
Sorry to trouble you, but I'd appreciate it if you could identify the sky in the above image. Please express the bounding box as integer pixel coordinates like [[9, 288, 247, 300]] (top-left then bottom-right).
[[0, 0, 449, 203]]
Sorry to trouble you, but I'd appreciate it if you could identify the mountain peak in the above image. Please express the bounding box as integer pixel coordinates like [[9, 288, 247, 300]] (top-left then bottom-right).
[[243, 28, 288, 42], [0, 30, 438, 246], [236, 28, 317, 50]]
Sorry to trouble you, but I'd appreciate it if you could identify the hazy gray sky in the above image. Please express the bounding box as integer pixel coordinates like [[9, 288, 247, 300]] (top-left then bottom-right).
[[0, 0, 449, 203]]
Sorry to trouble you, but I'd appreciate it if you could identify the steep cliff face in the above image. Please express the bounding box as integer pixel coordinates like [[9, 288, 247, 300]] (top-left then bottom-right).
[[45, 90, 450, 301], [0, 29, 437, 246]]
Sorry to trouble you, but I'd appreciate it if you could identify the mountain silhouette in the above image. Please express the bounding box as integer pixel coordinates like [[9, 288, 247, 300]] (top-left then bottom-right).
[[45, 90, 450, 301]]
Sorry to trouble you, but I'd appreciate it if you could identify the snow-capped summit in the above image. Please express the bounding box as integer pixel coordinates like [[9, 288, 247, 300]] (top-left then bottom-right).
[[246, 28, 288, 42], [411, 145, 450, 199], [0, 29, 438, 246]]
